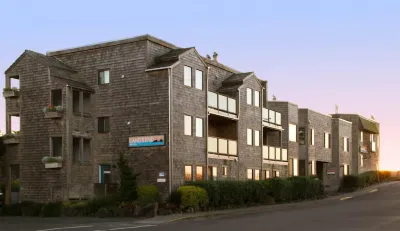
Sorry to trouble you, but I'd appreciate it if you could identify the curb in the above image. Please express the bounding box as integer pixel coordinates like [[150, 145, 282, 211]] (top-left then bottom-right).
[[149, 181, 399, 224]]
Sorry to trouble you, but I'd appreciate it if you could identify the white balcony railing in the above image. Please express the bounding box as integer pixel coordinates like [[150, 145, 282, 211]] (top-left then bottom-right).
[[371, 141, 376, 152], [208, 137, 237, 155], [262, 108, 282, 125], [208, 91, 237, 114], [263, 145, 288, 161]]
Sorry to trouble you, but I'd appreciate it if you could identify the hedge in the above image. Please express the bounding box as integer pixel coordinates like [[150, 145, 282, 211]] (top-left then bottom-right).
[[176, 186, 208, 211], [339, 170, 392, 192], [137, 185, 160, 206], [184, 177, 324, 209]]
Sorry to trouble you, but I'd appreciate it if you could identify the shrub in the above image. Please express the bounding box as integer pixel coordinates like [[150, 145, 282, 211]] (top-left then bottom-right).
[[86, 196, 119, 215], [137, 185, 160, 206], [287, 176, 324, 201], [118, 154, 140, 202], [1, 203, 21, 216], [62, 201, 90, 216], [186, 181, 220, 208], [339, 171, 389, 192], [20, 201, 43, 216], [42, 202, 62, 217], [176, 186, 208, 211], [266, 178, 293, 202]]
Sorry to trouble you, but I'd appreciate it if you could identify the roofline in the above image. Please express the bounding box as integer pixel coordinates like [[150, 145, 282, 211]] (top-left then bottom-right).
[[299, 108, 332, 118], [268, 101, 299, 107], [47, 34, 178, 56], [203, 58, 240, 74], [145, 61, 180, 72], [332, 117, 353, 125], [331, 113, 379, 124], [239, 72, 263, 89]]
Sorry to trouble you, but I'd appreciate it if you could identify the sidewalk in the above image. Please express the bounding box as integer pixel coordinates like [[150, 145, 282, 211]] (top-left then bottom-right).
[[137, 181, 399, 225]]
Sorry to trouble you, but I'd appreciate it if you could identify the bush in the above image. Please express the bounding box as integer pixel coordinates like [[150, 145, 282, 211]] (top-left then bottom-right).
[[287, 176, 324, 201], [137, 185, 160, 206], [339, 171, 389, 192], [62, 201, 90, 216], [118, 154, 140, 202], [265, 178, 293, 202], [86, 196, 119, 215], [176, 186, 208, 211], [1, 203, 21, 216], [42, 202, 62, 217], [20, 201, 43, 216]]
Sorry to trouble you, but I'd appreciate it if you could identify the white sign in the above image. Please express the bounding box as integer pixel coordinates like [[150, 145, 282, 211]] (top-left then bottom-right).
[[157, 178, 166, 183]]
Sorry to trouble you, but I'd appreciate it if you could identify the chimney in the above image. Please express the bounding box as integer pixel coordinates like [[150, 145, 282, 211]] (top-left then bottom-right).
[[206, 54, 211, 59], [213, 52, 218, 62]]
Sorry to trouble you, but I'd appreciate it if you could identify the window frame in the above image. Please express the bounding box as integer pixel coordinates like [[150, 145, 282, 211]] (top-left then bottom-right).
[[51, 136, 63, 157], [184, 66, 192, 87], [254, 130, 260, 146], [185, 165, 193, 181], [195, 69, 203, 90], [195, 117, 203, 137], [51, 89, 62, 106], [98, 69, 110, 85], [254, 90, 260, 107], [247, 128, 253, 145], [196, 166, 203, 181], [184, 115, 192, 136], [289, 124, 297, 142], [246, 88, 252, 105], [98, 117, 110, 133], [247, 169, 253, 180]]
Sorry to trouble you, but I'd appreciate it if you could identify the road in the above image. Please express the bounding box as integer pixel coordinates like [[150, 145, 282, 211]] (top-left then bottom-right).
[[1, 182, 400, 231]]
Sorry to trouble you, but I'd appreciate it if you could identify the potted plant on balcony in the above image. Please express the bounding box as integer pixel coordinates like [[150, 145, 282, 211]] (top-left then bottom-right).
[[2, 131, 20, 144], [42, 156, 64, 169], [43, 104, 64, 118], [3, 87, 19, 98]]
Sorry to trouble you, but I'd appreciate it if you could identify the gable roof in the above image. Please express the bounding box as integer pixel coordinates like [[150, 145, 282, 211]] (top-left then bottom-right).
[[5, 50, 76, 74], [217, 72, 263, 93], [359, 117, 379, 134], [147, 47, 207, 71], [51, 76, 94, 92]]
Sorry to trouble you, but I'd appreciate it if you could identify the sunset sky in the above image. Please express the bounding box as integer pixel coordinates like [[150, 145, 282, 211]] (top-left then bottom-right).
[[0, 0, 399, 170]]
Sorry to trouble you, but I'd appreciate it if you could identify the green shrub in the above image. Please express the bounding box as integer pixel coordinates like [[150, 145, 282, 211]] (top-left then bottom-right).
[[137, 185, 160, 206], [1, 203, 21, 216], [186, 181, 221, 208], [20, 201, 43, 216], [62, 201, 90, 216], [42, 202, 62, 217], [86, 196, 119, 215], [266, 178, 293, 202], [177, 186, 208, 210], [287, 176, 324, 201], [339, 171, 389, 192]]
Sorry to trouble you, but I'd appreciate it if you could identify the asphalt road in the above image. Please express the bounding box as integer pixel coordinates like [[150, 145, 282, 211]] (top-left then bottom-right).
[[1, 182, 400, 231]]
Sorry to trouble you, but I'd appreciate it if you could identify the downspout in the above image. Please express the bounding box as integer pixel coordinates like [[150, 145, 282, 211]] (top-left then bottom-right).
[[168, 68, 172, 195], [260, 87, 265, 176], [205, 67, 210, 180], [65, 85, 71, 197], [237, 89, 240, 180]]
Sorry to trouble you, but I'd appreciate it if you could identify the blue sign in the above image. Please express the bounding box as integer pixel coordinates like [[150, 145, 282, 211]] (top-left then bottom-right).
[[129, 135, 165, 148]]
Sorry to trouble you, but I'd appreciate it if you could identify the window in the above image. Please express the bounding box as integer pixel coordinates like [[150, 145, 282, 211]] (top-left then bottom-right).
[[83, 92, 91, 114], [98, 117, 110, 133], [208, 166, 217, 181], [289, 124, 297, 142], [309, 129, 315, 145], [254, 130, 260, 146], [99, 164, 112, 183], [254, 90, 260, 107], [264, 170, 270, 179], [293, 158, 298, 176], [222, 166, 228, 176], [247, 169, 253, 180], [360, 154, 364, 167], [195, 70, 203, 90], [370, 134, 374, 142], [324, 133, 331, 148], [184, 66, 192, 87], [51, 89, 62, 106], [246, 88, 252, 105], [184, 115, 192, 136], [185, 165, 192, 181], [309, 160, 316, 175], [82, 139, 91, 164], [73, 90, 80, 114], [247, 129, 253, 145], [343, 164, 349, 176], [98, 70, 110, 85], [10, 164, 20, 179], [272, 170, 279, 178], [73, 137, 80, 163], [299, 127, 306, 145], [195, 118, 203, 137], [344, 137, 350, 152], [254, 169, 260, 181], [52, 137, 62, 157], [360, 131, 363, 142], [196, 166, 203, 181]]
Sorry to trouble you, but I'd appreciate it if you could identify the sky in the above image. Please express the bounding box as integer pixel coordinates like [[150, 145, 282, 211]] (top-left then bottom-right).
[[0, 0, 399, 170]]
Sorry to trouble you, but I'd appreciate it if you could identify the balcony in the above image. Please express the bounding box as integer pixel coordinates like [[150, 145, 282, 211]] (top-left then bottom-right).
[[262, 108, 282, 129], [263, 145, 288, 164], [2, 132, 20, 145], [208, 137, 238, 161], [43, 105, 64, 119], [3, 87, 19, 98], [208, 91, 238, 120]]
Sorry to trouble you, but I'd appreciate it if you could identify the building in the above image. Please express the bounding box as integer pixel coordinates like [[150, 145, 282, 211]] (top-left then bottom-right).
[[1, 34, 380, 203]]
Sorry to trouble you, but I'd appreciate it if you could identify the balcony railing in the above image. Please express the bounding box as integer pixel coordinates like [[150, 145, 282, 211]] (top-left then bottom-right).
[[263, 145, 287, 161], [208, 91, 237, 115], [262, 108, 281, 125], [208, 137, 237, 156]]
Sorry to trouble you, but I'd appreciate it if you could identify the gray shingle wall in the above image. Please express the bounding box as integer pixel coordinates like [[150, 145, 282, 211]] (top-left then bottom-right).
[[307, 110, 332, 163], [171, 49, 207, 189]]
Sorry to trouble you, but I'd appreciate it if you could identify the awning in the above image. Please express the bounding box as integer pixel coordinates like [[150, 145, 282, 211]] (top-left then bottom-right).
[[359, 117, 379, 134]]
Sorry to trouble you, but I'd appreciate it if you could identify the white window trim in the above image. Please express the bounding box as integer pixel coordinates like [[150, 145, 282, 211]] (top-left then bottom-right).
[[184, 66, 192, 87], [247, 129, 253, 145], [195, 69, 203, 90], [289, 124, 297, 142], [311, 129, 315, 145], [184, 115, 192, 136], [254, 130, 260, 146], [254, 90, 260, 107], [246, 88, 252, 105], [195, 117, 203, 137], [324, 133, 330, 148]]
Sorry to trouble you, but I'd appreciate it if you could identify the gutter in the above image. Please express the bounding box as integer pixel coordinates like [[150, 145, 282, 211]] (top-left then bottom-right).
[[205, 66, 210, 180], [168, 68, 173, 195]]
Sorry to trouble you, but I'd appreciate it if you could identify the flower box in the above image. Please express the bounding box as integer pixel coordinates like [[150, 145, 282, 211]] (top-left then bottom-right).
[[44, 111, 63, 119], [44, 162, 62, 169], [3, 87, 19, 98]]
